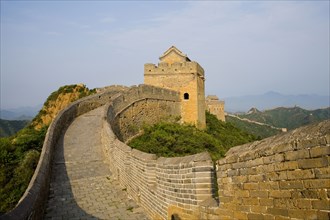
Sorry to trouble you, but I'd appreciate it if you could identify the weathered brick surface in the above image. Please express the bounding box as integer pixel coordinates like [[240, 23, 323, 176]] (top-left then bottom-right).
[[216, 120, 330, 220], [7, 82, 328, 220], [102, 86, 217, 220], [1, 85, 131, 220], [103, 116, 329, 220]]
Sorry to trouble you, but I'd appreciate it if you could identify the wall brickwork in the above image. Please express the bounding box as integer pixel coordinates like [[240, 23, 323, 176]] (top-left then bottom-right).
[[144, 46, 206, 129], [1, 85, 129, 220], [206, 95, 225, 122], [103, 84, 218, 220], [216, 120, 330, 220], [107, 85, 181, 142], [102, 123, 216, 220], [4, 79, 329, 220]]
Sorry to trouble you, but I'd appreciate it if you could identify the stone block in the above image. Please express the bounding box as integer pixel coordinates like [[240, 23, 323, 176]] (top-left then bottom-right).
[[226, 155, 239, 164], [242, 198, 259, 205], [240, 151, 255, 162], [220, 196, 233, 203], [257, 164, 275, 173], [274, 198, 296, 209], [267, 208, 289, 216], [298, 157, 328, 169], [314, 167, 330, 178], [251, 205, 267, 213], [247, 213, 264, 220], [232, 175, 248, 183], [246, 157, 264, 168], [318, 210, 330, 219], [250, 190, 269, 198], [279, 180, 303, 189], [259, 198, 274, 206], [310, 146, 330, 158], [269, 190, 291, 198], [259, 182, 279, 190], [194, 172, 212, 178], [234, 190, 250, 198], [263, 154, 285, 164], [236, 205, 250, 212], [296, 199, 312, 209], [221, 177, 232, 184], [217, 163, 232, 171], [286, 169, 315, 180], [274, 161, 298, 171], [290, 209, 318, 219], [319, 189, 328, 200], [288, 209, 306, 219], [303, 179, 330, 189], [291, 189, 319, 199], [233, 211, 248, 220], [192, 166, 213, 172], [239, 167, 257, 175], [232, 161, 246, 169], [312, 199, 330, 210], [227, 169, 239, 177], [243, 183, 259, 190], [266, 171, 287, 181], [248, 174, 265, 182], [215, 208, 234, 218], [284, 149, 310, 161], [217, 158, 226, 165]]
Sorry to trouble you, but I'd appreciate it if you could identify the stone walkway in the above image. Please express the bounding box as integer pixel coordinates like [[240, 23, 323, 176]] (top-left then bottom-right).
[[44, 107, 148, 220]]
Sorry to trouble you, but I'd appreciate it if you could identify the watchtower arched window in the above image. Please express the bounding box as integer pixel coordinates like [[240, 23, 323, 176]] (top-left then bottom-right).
[[184, 93, 189, 100]]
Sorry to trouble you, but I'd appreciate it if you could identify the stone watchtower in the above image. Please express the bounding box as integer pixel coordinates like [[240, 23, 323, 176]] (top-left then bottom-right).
[[205, 95, 225, 122], [144, 46, 206, 129]]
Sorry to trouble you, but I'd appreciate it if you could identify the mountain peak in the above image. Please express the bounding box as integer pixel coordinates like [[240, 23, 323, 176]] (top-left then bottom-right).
[[247, 107, 261, 114]]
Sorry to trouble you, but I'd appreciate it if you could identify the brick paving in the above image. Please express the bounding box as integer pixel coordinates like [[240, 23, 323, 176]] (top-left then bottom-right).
[[44, 107, 149, 220]]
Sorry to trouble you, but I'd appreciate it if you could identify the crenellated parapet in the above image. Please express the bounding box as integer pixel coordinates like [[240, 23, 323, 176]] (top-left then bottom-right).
[[144, 61, 205, 78], [144, 46, 206, 129]]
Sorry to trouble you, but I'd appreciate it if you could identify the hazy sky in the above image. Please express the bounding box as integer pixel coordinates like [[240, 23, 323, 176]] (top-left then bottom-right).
[[1, 1, 329, 109]]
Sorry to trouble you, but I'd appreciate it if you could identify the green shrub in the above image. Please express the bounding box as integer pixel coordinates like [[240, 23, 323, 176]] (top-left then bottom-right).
[[128, 112, 257, 161]]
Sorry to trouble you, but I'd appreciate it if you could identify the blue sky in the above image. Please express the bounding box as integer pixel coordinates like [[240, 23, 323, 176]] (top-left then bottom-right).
[[1, 1, 329, 109]]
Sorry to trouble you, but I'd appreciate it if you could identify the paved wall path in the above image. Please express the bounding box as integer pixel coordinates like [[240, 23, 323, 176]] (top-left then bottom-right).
[[44, 107, 149, 220]]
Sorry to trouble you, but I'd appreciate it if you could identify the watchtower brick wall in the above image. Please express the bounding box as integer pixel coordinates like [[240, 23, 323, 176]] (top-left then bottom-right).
[[144, 46, 206, 129], [206, 95, 226, 122]]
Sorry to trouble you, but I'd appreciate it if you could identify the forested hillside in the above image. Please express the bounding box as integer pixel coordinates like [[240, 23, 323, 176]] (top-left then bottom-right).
[[225, 115, 282, 139], [0, 119, 29, 138], [237, 106, 329, 130]]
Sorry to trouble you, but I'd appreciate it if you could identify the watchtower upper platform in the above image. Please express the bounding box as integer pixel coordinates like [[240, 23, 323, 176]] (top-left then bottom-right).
[[159, 46, 191, 64]]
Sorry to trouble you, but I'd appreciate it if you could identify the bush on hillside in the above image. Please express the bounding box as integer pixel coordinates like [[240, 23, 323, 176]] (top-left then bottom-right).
[[128, 111, 257, 161]]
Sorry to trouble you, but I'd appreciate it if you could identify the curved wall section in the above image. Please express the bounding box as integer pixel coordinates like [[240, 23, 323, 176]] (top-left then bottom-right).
[[5, 82, 328, 220], [108, 84, 181, 142], [1, 86, 129, 220], [103, 85, 217, 220]]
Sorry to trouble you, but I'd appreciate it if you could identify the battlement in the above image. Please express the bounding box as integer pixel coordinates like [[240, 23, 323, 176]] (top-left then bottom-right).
[[144, 61, 204, 78]]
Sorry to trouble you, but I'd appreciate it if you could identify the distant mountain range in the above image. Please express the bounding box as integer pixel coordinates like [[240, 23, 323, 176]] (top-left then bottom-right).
[[0, 105, 41, 120], [226, 106, 329, 139], [0, 119, 30, 137], [222, 91, 329, 113]]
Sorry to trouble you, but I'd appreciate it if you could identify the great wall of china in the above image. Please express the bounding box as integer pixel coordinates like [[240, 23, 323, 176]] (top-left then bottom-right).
[[2, 84, 329, 220]]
